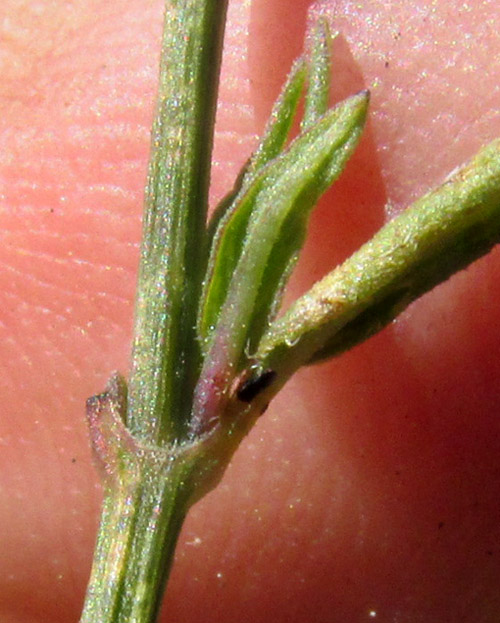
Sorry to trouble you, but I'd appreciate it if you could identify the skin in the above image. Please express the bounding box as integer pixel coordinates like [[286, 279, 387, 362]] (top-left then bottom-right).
[[1, 0, 500, 621]]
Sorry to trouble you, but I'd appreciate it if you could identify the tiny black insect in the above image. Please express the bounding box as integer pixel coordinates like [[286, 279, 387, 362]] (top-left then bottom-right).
[[236, 369, 277, 403]]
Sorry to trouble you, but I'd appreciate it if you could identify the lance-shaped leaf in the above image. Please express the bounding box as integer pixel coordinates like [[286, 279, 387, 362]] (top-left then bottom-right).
[[255, 139, 500, 377], [206, 58, 307, 246], [302, 17, 333, 131], [248, 57, 308, 179], [243, 18, 336, 350], [202, 21, 335, 335], [202, 58, 307, 323], [197, 91, 369, 384]]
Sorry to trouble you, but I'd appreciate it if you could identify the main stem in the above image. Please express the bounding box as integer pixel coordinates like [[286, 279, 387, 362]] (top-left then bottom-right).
[[81, 378, 221, 623], [80, 460, 194, 623], [81, 1, 228, 621], [128, 0, 228, 445]]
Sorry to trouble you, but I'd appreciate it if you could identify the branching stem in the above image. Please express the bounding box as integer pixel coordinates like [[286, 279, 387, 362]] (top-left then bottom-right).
[[79, 1, 500, 621]]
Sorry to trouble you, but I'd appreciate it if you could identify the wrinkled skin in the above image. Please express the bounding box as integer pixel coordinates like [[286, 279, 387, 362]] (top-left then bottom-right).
[[1, 1, 500, 621]]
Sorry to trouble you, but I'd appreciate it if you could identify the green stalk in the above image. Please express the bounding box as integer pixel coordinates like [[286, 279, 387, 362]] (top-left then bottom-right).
[[81, 1, 228, 621], [79, 462, 191, 623], [128, 0, 228, 445]]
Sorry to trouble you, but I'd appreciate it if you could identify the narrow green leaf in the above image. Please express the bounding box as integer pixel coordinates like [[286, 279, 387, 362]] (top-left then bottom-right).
[[244, 208, 308, 354], [206, 19, 333, 257], [198, 91, 369, 374], [256, 139, 500, 375], [302, 17, 333, 131], [248, 57, 307, 177], [207, 57, 307, 241], [244, 20, 337, 350], [201, 59, 307, 335]]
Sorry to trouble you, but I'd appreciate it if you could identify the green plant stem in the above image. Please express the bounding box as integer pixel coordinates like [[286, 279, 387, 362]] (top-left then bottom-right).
[[81, 1, 228, 621], [128, 0, 228, 445], [80, 461, 193, 623]]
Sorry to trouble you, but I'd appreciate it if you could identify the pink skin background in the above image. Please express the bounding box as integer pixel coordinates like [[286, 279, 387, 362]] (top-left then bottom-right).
[[1, 0, 500, 621]]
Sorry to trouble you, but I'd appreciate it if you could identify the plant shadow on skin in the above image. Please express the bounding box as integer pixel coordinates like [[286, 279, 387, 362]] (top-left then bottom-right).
[[79, 2, 500, 622]]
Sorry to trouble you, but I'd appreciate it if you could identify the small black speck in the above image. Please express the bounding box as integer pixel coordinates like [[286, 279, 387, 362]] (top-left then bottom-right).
[[50, 208, 55, 213], [71, 458, 77, 463], [237, 369, 276, 403], [385, 61, 390, 68], [487, 550, 494, 556], [438, 521, 445, 530]]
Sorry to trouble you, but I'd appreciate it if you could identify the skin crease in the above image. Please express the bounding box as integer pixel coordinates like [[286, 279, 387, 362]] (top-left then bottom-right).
[[1, 0, 500, 621]]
